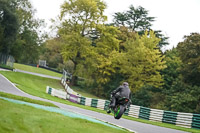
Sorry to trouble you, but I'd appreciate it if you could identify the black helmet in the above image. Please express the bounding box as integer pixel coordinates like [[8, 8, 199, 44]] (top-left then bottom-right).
[[122, 82, 129, 86]]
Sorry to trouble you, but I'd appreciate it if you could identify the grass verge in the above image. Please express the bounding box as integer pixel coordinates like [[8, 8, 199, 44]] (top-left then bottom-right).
[[0, 99, 129, 133], [71, 86, 102, 99], [0, 91, 57, 107], [14, 63, 62, 77], [1, 71, 199, 133], [0, 64, 13, 70]]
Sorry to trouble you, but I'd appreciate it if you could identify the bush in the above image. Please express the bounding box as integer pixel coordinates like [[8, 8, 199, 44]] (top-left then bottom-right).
[[132, 85, 152, 107]]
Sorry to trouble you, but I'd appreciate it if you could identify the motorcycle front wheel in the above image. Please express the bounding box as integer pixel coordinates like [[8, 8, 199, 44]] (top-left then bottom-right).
[[114, 105, 125, 119]]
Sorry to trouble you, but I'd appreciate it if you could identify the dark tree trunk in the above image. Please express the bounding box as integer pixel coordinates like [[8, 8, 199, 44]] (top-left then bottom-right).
[[70, 75, 78, 86], [70, 60, 78, 86]]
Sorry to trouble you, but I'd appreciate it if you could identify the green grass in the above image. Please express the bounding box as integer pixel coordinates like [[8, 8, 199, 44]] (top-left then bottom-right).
[[0, 64, 13, 70], [14, 63, 62, 77], [14, 63, 102, 99], [0, 71, 63, 97], [0, 99, 129, 133], [0, 91, 57, 107], [71, 86, 102, 99], [1, 71, 199, 133]]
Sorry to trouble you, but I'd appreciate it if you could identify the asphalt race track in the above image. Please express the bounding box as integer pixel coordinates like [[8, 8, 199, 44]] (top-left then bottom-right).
[[0, 73, 188, 133]]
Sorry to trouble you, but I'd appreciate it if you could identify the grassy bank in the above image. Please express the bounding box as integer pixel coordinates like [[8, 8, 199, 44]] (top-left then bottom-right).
[[0, 99, 129, 133], [14, 63, 101, 99], [0, 71, 63, 97], [0, 64, 13, 70], [14, 63, 62, 77], [71, 86, 102, 99]]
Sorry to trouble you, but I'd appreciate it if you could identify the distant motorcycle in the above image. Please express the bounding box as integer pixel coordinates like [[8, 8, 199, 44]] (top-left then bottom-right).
[[107, 96, 130, 119]]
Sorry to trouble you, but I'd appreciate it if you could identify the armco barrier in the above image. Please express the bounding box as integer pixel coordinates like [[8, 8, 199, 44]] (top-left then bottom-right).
[[128, 105, 140, 118], [91, 99, 98, 108], [162, 111, 178, 125], [46, 86, 79, 103], [46, 86, 67, 100], [124, 107, 130, 116], [176, 112, 193, 128], [68, 93, 79, 103], [192, 114, 200, 129], [149, 109, 164, 122], [61, 77, 110, 110], [104, 100, 110, 110], [61, 78, 80, 96], [46, 86, 52, 95], [85, 98, 92, 106], [51, 89, 67, 99], [139, 106, 150, 120], [46, 78, 200, 130], [97, 99, 106, 110], [80, 97, 86, 105]]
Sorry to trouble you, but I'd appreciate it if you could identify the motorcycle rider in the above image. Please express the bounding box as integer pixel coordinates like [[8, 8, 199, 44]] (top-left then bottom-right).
[[107, 82, 132, 113]]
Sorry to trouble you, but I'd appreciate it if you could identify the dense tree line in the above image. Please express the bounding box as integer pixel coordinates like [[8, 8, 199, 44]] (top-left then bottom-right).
[[1, 0, 199, 113], [0, 0, 46, 64]]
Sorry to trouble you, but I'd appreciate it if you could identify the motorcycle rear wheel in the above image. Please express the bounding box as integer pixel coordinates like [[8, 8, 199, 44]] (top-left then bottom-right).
[[114, 105, 125, 119]]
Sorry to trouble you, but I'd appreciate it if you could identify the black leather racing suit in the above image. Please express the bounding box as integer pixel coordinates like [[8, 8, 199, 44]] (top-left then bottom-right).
[[110, 85, 132, 108]]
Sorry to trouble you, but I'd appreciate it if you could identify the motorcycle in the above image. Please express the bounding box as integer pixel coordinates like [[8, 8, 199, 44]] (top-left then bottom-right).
[[107, 96, 130, 119]]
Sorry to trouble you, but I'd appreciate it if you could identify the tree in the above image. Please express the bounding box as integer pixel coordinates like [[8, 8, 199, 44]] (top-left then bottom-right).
[[0, 0, 46, 63], [0, 0, 19, 54], [162, 48, 182, 91], [132, 85, 152, 107], [165, 79, 200, 113], [154, 30, 169, 48], [92, 25, 120, 95], [40, 38, 63, 68], [11, 0, 46, 64], [60, 0, 107, 37], [70, 25, 121, 96], [120, 31, 166, 91], [113, 6, 154, 33], [59, 0, 107, 85], [112, 5, 168, 48], [117, 26, 137, 52], [160, 33, 200, 113], [177, 33, 200, 86]]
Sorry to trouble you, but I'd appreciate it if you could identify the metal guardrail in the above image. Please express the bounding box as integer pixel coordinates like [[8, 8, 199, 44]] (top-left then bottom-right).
[[62, 69, 72, 83]]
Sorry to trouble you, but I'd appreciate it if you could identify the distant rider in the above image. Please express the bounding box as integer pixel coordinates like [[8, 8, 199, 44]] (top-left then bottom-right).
[[107, 82, 132, 113]]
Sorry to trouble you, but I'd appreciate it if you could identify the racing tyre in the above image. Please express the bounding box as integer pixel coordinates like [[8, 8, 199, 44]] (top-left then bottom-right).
[[114, 105, 125, 119]]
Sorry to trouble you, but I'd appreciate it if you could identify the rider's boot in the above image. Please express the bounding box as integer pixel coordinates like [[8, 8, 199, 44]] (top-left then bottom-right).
[[107, 104, 113, 114], [106, 108, 111, 114]]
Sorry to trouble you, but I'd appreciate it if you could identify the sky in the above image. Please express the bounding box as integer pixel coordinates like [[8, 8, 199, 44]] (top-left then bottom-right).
[[30, 0, 200, 50]]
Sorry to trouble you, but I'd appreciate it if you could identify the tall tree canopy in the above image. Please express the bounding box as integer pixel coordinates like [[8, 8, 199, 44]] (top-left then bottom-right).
[[177, 33, 200, 86], [59, 0, 107, 85], [160, 39, 200, 113], [112, 5, 168, 48], [120, 31, 166, 90], [0, 0, 19, 54], [0, 0, 46, 63], [113, 6, 154, 33], [60, 0, 107, 36], [12, 0, 46, 63], [162, 48, 182, 91]]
